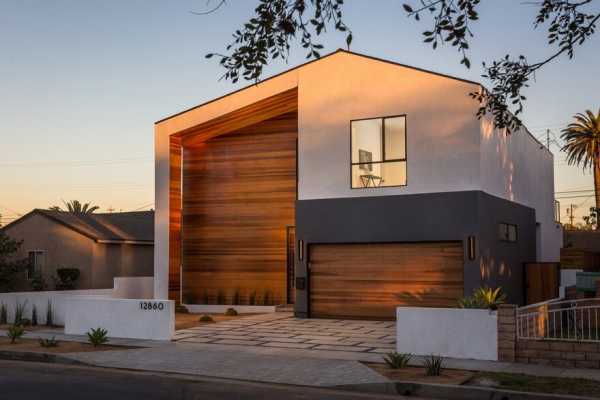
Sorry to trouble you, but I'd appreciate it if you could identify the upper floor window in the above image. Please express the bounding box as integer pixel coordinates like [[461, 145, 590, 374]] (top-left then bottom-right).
[[498, 223, 517, 242], [351, 115, 407, 188], [27, 250, 45, 280]]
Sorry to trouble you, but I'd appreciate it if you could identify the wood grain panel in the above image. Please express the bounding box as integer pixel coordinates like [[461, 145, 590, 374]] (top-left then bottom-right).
[[169, 136, 182, 302], [179, 88, 298, 148], [309, 242, 464, 320], [525, 262, 559, 305], [181, 112, 297, 305]]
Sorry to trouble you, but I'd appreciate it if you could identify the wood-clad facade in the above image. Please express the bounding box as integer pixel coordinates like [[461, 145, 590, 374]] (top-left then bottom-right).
[[308, 242, 464, 320]]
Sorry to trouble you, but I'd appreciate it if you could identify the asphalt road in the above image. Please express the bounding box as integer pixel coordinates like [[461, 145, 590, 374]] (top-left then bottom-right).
[[0, 360, 416, 400]]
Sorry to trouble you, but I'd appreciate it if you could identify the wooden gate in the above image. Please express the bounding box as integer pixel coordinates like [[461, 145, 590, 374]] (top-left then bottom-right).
[[525, 263, 560, 305]]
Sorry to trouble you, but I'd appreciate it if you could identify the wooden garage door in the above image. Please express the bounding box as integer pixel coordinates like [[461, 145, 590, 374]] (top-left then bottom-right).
[[181, 112, 297, 305], [309, 242, 464, 320]]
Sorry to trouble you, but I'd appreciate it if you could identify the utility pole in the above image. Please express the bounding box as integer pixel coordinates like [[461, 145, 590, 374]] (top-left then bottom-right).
[[567, 204, 577, 228], [547, 129, 550, 149]]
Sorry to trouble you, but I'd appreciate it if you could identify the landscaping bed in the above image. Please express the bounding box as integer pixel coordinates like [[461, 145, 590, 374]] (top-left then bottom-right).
[[0, 324, 62, 332], [364, 362, 474, 385], [0, 337, 136, 353], [175, 312, 261, 330]]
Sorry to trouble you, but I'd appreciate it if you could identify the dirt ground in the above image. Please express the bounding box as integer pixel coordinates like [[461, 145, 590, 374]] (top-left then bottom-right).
[[0, 337, 135, 354], [364, 362, 474, 385], [175, 312, 262, 330]]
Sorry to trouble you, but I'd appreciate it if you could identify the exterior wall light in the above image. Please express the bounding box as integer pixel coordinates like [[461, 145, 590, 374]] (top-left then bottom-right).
[[468, 236, 476, 260]]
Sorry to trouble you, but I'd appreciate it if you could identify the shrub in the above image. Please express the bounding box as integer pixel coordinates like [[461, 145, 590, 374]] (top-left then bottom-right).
[[199, 314, 213, 322], [87, 327, 109, 347], [225, 307, 238, 316], [31, 305, 38, 326], [216, 290, 226, 304], [458, 286, 506, 310], [46, 300, 54, 327], [0, 303, 7, 325], [262, 290, 272, 306], [31, 272, 46, 291], [54, 268, 80, 290], [248, 290, 257, 305], [383, 352, 412, 369], [424, 354, 444, 376], [7, 324, 25, 344], [232, 289, 241, 305], [13, 300, 28, 325], [39, 337, 59, 348]]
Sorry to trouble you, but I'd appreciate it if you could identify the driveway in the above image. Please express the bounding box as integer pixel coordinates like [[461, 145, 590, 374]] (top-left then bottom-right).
[[173, 313, 396, 356]]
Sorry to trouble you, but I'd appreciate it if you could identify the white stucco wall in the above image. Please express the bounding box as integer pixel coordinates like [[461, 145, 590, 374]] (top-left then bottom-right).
[[397, 307, 498, 361], [297, 52, 482, 200], [479, 117, 562, 261]]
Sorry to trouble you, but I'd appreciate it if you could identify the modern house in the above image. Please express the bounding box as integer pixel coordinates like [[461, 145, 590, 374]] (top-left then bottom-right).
[[1, 209, 154, 290], [154, 50, 562, 320]]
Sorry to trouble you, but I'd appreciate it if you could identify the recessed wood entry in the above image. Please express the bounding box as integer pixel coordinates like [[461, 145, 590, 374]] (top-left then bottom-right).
[[181, 112, 297, 305], [308, 242, 464, 320]]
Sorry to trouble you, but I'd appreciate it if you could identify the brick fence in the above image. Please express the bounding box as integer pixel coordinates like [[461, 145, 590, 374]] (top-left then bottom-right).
[[497, 303, 600, 368]]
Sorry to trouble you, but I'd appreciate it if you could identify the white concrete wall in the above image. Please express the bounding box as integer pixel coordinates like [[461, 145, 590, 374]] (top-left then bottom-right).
[[297, 52, 482, 200], [113, 277, 154, 299], [480, 117, 562, 262], [396, 307, 498, 361], [0, 289, 113, 326], [64, 297, 174, 341]]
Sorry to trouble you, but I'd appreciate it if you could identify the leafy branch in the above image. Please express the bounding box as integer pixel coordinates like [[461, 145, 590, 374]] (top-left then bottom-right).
[[205, 0, 352, 83], [404, 0, 599, 132]]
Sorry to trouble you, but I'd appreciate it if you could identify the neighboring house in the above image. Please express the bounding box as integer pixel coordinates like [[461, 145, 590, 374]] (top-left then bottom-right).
[[154, 50, 562, 320], [1, 209, 154, 290]]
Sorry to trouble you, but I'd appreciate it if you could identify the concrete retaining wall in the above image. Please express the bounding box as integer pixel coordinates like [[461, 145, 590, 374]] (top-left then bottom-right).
[[64, 297, 174, 341], [396, 307, 498, 361]]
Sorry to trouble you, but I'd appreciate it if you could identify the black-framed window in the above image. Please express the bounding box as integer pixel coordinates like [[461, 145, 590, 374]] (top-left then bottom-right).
[[498, 223, 517, 242], [27, 250, 45, 280], [351, 115, 407, 188]]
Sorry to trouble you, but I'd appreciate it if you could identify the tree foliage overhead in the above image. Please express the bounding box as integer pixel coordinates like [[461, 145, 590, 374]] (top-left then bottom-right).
[[205, 0, 599, 133], [49, 200, 100, 214]]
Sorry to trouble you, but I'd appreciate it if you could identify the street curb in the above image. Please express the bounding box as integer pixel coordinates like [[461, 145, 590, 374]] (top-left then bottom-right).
[[0, 350, 87, 366], [335, 381, 598, 400]]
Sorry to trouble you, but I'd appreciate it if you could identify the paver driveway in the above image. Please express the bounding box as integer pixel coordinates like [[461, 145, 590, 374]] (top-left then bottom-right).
[[173, 313, 396, 354]]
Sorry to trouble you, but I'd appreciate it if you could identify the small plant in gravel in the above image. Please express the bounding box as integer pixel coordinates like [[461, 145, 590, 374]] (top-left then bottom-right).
[[424, 354, 444, 376], [7, 324, 25, 344], [39, 337, 59, 348], [31, 305, 38, 326], [383, 352, 412, 369], [46, 300, 54, 327], [262, 290, 272, 306], [225, 307, 238, 316], [87, 327, 109, 347], [199, 314, 214, 322], [0, 302, 7, 325]]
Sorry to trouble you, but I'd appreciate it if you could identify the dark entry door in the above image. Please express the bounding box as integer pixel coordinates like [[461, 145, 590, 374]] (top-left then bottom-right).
[[286, 226, 296, 304]]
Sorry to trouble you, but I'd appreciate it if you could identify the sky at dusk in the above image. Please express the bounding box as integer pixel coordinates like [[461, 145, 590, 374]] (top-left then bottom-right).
[[1, 0, 598, 226]]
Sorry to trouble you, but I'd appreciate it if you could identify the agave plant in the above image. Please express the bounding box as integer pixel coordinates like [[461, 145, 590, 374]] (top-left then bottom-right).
[[458, 286, 506, 310]]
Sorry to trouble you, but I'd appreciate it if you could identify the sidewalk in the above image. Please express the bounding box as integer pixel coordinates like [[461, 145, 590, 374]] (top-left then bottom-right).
[[4, 328, 600, 387]]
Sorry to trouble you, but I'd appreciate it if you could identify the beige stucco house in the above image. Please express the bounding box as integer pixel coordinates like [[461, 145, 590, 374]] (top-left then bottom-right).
[[1, 209, 154, 291]]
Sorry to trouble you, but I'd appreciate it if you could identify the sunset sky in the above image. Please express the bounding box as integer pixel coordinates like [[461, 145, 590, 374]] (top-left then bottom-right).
[[1, 1, 598, 226]]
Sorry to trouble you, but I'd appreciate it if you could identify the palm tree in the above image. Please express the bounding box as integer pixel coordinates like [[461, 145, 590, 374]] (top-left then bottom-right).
[[49, 200, 99, 214], [561, 109, 600, 230]]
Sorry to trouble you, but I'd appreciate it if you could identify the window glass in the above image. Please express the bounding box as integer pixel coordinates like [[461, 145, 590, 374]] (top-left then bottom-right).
[[351, 119, 382, 164], [508, 224, 517, 242], [498, 223, 517, 242], [351, 161, 406, 188], [384, 116, 406, 160], [27, 251, 44, 279]]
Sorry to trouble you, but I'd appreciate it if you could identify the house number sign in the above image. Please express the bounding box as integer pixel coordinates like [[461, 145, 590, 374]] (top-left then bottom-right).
[[139, 301, 165, 311]]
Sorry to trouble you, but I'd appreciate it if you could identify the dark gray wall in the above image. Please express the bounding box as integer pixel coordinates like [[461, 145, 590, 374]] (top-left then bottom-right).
[[294, 190, 536, 317]]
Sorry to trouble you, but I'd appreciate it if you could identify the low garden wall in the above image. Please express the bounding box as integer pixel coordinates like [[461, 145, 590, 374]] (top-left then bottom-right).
[[396, 307, 498, 361], [64, 297, 174, 341], [0, 289, 113, 326]]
